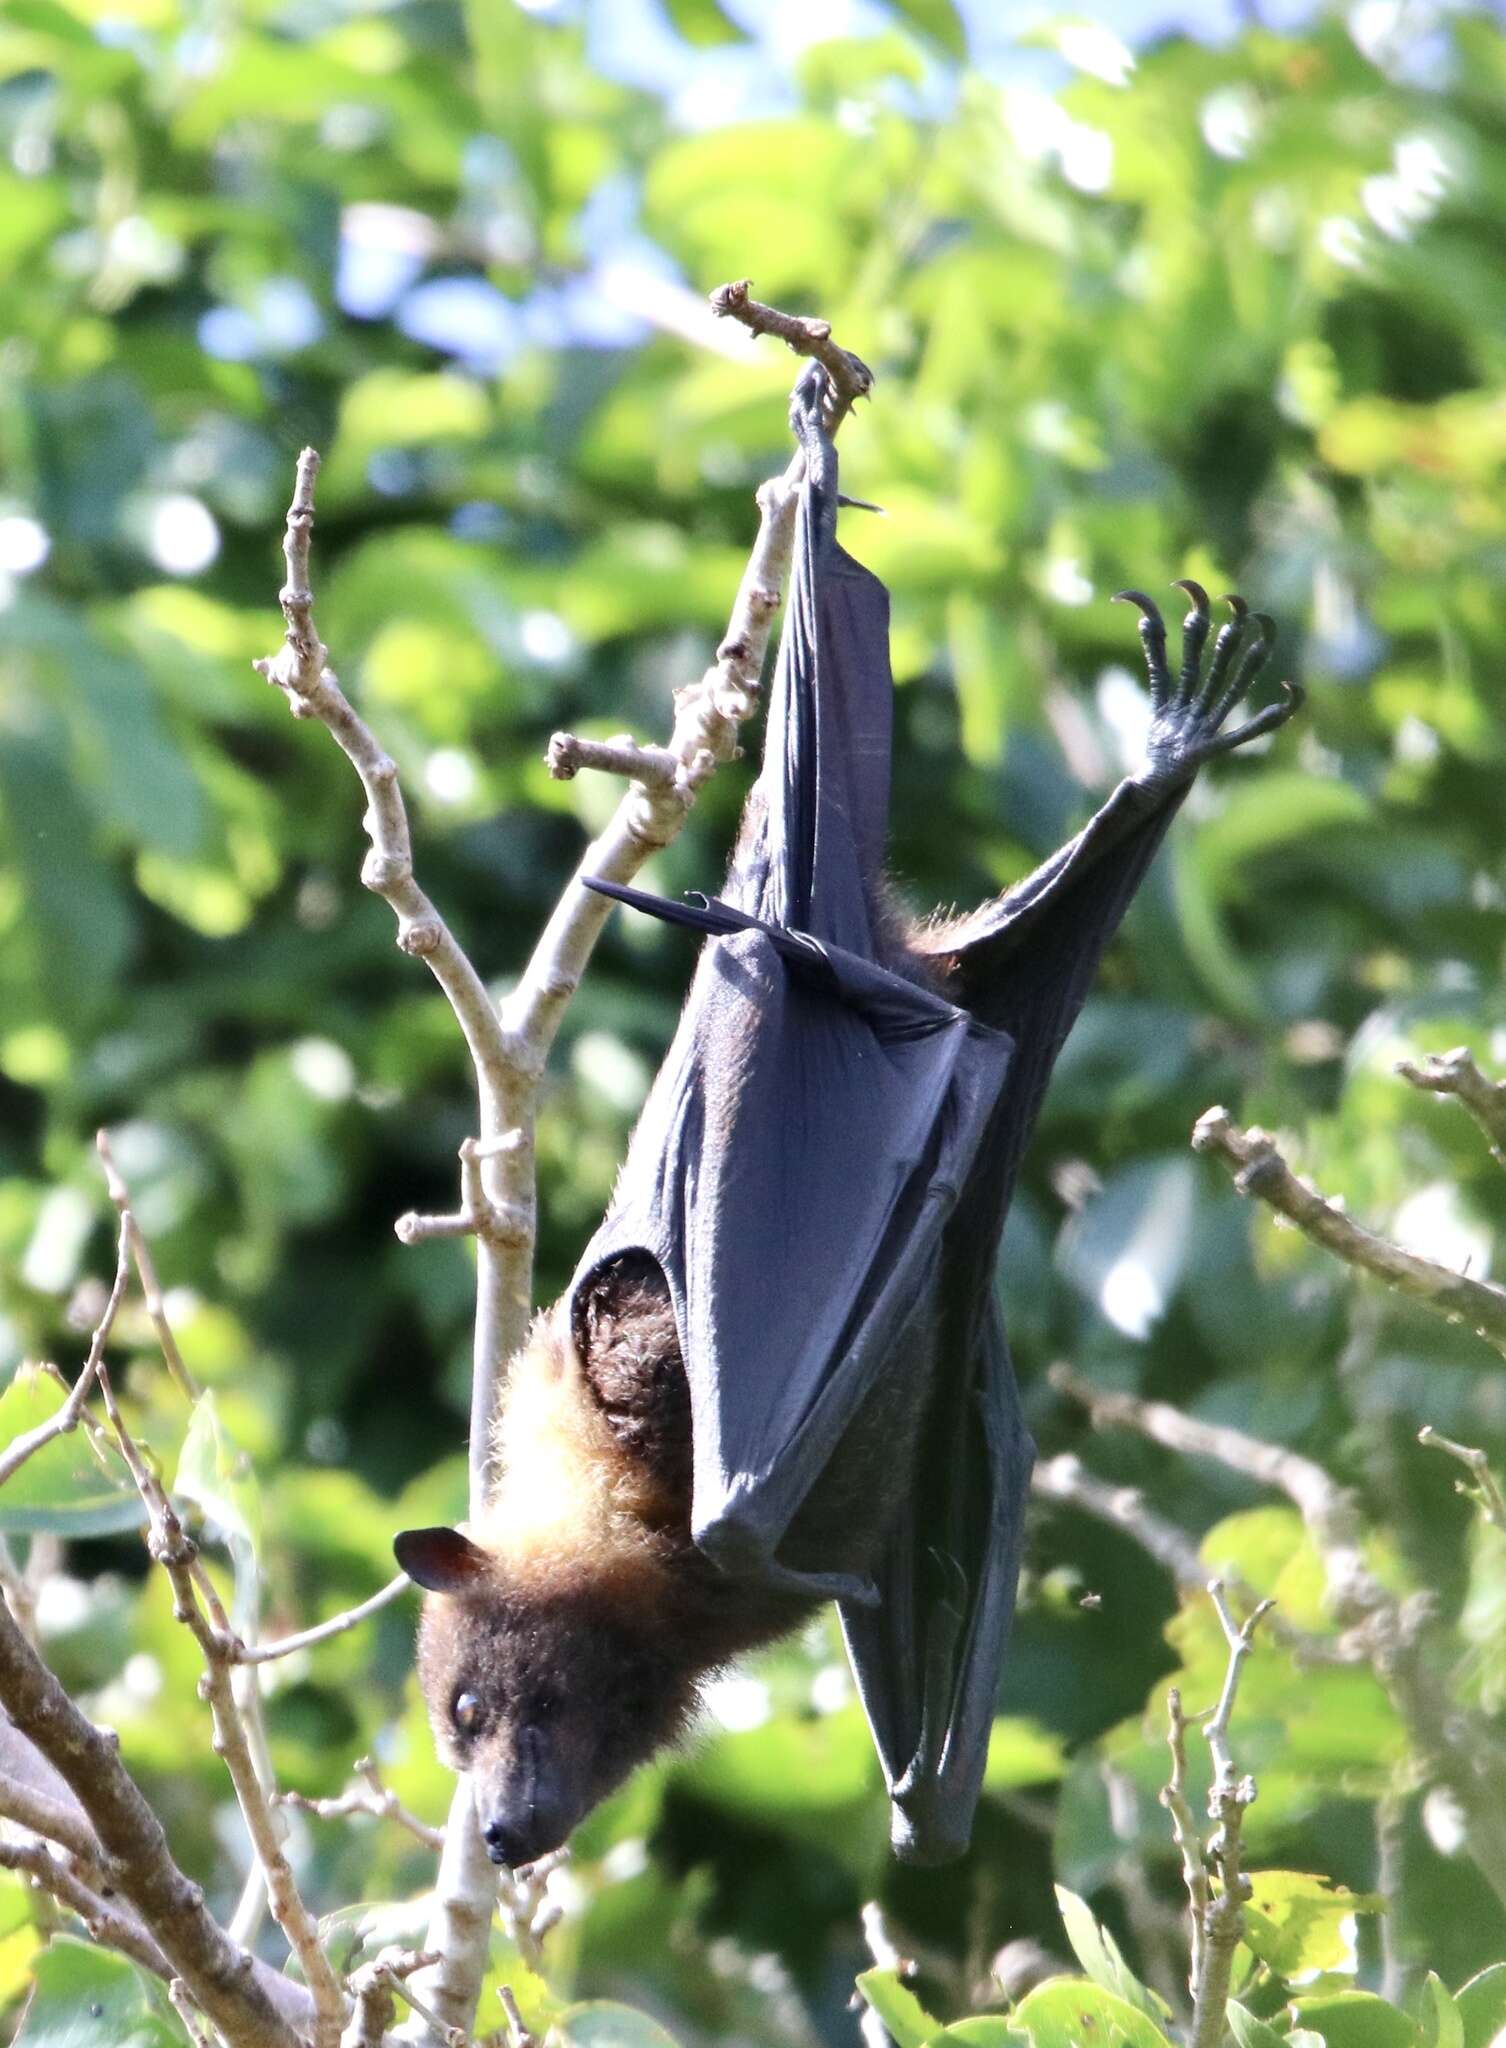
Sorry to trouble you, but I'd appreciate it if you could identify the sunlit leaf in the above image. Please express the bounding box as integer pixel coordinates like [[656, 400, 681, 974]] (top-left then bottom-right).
[[1010, 1977, 1173, 2047], [1053, 1887, 1169, 2020], [1240, 1871, 1382, 1979], [855, 1968, 940, 2048], [11, 1937, 179, 2048], [0, 1366, 141, 1537]]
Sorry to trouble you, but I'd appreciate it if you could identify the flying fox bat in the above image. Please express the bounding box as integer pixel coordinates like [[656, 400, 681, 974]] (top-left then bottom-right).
[[395, 363, 1302, 1869]]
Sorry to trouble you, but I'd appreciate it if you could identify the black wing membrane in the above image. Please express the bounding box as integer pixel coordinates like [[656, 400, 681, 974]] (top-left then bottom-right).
[[574, 376, 1189, 1860]]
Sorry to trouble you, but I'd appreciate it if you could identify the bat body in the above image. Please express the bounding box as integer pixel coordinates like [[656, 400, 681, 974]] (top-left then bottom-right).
[[396, 366, 1300, 1870]]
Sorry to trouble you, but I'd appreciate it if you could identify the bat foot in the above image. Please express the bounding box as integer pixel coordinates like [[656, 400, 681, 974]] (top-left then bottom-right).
[[1120, 581, 1302, 785]]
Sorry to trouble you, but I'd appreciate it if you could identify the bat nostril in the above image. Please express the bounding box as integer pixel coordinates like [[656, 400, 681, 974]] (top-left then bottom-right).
[[480, 1814, 531, 1869]]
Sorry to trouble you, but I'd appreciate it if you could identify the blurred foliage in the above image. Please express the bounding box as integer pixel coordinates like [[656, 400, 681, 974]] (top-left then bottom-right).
[[4, 0, 1506, 2040]]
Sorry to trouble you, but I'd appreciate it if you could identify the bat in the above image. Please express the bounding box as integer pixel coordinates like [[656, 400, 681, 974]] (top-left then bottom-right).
[[394, 362, 1302, 1869]]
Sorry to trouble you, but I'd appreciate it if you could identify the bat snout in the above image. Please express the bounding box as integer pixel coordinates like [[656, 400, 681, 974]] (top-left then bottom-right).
[[480, 1806, 566, 1869], [477, 1727, 581, 1869]]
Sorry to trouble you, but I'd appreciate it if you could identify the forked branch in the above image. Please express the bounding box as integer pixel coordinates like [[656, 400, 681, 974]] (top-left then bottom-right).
[[1192, 1106, 1506, 1359]]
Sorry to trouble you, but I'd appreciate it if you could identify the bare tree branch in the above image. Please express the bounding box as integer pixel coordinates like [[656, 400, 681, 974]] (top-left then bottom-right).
[[1032, 1453, 1341, 1663], [1418, 1424, 1506, 1532], [91, 1362, 346, 2047], [0, 1592, 309, 2046], [341, 1951, 442, 2048], [1396, 1047, 1506, 1167], [1186, 1586, 1270, 2048], [1161, 1687, 1208, 1992], [97, 1128, 199, 1400], [0, 1835, 174, 1982], [236, 1576, 411, 1667], [0, 1216, 129, 1490], [0, 1762, 105, 1868], [1052, 1359, 1506, 1912], [498, 1983, 538, 2048], [276, 1756, 444, 1852], [710, 279, 873, 423], [1192, 1106, 1506, 1359]]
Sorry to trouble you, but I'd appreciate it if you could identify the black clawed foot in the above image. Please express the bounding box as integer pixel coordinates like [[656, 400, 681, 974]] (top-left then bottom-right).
[[1117, 576, 1303, 784]]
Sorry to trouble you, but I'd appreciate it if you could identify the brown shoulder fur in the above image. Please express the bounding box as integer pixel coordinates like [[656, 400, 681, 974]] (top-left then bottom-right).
[[474, 1303, 686, 1614]]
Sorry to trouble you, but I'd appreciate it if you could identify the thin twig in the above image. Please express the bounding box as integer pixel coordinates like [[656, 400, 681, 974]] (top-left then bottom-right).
[[1192, 1106, 1506, 1359], [0, 1592, 309, 2045], [1161, 1688, 1208, 1991], [1055, 1358, 1506, 1913], [236, 1574, 412, 1665], [96, 1129, 199, 1399], [0, 1835, 174, 1982], [381, 1963, 468, 2047], [276, 1756, 445, 1852], [342, 1951, 441, 2048], [171, 1979, 226, 2048], [1418, 1425, 1506, 1531], [255, 447, 531, 1520], [710, 279, 873, 424], [0, 1763, 106, 1868], [499, 1985, 537, 2048], [0, 1216, 130, 1490], [1186, 1586, 1271, 2048], [1204, 1582, 1274, 1795], [92, 1362, 346, 2048], [545, 733, 690, 793], [1033, 1453, 1341, 1664], [1396, 1048, 1506, 1167]]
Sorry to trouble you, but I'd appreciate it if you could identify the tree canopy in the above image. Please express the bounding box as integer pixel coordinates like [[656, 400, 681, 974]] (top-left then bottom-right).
[[4, 1, 1506, 2042]]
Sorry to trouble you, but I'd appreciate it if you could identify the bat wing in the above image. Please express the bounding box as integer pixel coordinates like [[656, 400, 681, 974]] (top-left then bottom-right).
[[572, 422, 1024, 1860]]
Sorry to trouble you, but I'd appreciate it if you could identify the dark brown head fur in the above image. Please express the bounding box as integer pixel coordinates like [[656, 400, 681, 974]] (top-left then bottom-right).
[[396, 1258, 812, 1866]]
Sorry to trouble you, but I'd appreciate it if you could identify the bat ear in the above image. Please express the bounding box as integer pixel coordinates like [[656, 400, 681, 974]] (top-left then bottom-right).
[[393, 1526, 490, 1593]]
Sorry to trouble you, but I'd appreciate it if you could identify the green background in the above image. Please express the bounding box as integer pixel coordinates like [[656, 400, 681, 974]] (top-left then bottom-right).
[[4, 0, 1506, 2038]]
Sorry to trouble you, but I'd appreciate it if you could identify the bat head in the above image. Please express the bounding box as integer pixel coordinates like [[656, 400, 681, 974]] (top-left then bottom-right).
[[394, 1524, 698, 1867]]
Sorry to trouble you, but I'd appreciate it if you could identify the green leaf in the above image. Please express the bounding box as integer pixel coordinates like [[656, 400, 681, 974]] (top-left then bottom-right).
[[0, 1366, 142, 1538], [1227, 2006, 1287, 2048], [925, 2024, 1028, 2047], [1289, 1991, 1421, 2047], [1053, 1888, 1169, 2020], [547, 2004, 682, 2048], [662, 0, 748, 44], [1421, 1975, 1464, 2048], [12, 1937, 180, 2047], [983, 1717, 1067, 1790], [1240, 1872, 1383, 1979], [176, 1392, 262, 1627], [1456, 1963, 1506, 2048], [856, 1969, 941, 2048], [888, 0, 967, 59], [1010, 1978, 1174, 2048]]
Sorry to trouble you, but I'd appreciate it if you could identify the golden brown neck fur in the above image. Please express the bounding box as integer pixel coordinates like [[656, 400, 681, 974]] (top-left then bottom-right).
[[474, 1311, 686, 1610]]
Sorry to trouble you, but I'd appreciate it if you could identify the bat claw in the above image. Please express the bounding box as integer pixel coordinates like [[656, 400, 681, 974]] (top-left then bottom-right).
[[1171, 578, 1210, 621], [1112, 589, 1163, 624], [1218, 592, 1249, 620]]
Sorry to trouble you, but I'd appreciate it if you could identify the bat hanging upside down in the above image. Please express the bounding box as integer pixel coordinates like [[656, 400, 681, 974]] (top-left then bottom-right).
[[394, 363, 1303, 1870]]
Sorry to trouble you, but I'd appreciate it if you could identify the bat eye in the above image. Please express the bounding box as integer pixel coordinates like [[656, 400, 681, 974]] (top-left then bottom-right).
[[452, 1691, 482, 1734]]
